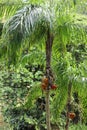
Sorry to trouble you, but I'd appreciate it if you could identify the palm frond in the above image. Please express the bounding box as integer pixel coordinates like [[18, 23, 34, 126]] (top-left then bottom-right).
[[51, 86, 67, 120], [25, 81, 42, 109], [0, 0, 24, 22], [21, 47, 45, 66], [4, 5, 51, 38]]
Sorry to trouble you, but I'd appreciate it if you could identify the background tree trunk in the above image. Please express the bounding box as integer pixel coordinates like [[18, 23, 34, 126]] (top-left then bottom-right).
[[73, 92, 81, 124], [45, 29, 53, 130], [65, 81, 72, 130]]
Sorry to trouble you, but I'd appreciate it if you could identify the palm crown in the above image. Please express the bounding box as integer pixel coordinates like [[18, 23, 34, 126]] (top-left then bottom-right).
[[5, 4, 52, 39]]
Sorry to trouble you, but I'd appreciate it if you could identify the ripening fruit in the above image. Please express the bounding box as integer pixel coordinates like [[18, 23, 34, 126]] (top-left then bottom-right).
[[51, 85, 57, 90], [68, 112, 76, 119], [42, 77, 48, 85], [41, 77, 49, 90], [41, 83, 47, 90]]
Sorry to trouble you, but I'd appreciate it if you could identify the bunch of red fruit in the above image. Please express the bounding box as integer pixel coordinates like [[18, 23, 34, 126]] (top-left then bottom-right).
[[41, 77, 57, 90], [68, 112, 76, 119]]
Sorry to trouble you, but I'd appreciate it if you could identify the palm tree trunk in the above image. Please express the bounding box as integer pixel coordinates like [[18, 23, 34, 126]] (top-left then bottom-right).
[[45, 90, 51, 130], [45, 29, 53, 130], [65, 81, 72, 130]]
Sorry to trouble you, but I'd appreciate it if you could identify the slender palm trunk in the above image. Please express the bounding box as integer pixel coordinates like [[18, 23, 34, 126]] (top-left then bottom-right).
[[45, 90, 51, 130], [45, 29, 53, 130], [65, 81, 72, 130]]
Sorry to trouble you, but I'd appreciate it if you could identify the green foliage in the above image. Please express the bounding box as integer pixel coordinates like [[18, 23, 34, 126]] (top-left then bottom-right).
[[51, 54, 69, 121], [0, 0, 87, 130], [76, 0, 87, 15], [0, 0, 23, 22], [25, 81, 42, 108], [57, 124, 87, 130], [26, 0, 44, 4], [0, 0, 86, 65], [51, 41, 87, 124], [4, 4, 51, 37], [1, 3, 52, 64], [69, 124, 87, 130], [77, 83, 87, 124], [21, 46, 45, 66], [0, 63, 46, 130], [0, 65, 32, 107]]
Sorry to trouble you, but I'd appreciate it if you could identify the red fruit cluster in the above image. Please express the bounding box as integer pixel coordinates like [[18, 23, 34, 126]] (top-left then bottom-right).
[[41, 77, 57, 91], [68, 112, 76, 119], [41, 77, 49, 90], [51, 85, 57, 90]]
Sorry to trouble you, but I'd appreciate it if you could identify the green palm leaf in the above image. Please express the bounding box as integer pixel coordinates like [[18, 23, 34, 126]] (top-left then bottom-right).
[[4, 5, 51, 38], [0, 0, 24, 21]]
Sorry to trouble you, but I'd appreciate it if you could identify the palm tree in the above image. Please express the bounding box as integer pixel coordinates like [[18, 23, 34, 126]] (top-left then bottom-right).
[[4, 3, 54, 130], [1, 0, 87, 130]]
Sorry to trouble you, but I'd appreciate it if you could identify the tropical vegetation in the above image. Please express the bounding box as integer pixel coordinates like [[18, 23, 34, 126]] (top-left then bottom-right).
[[0, 0, 87, 130]]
